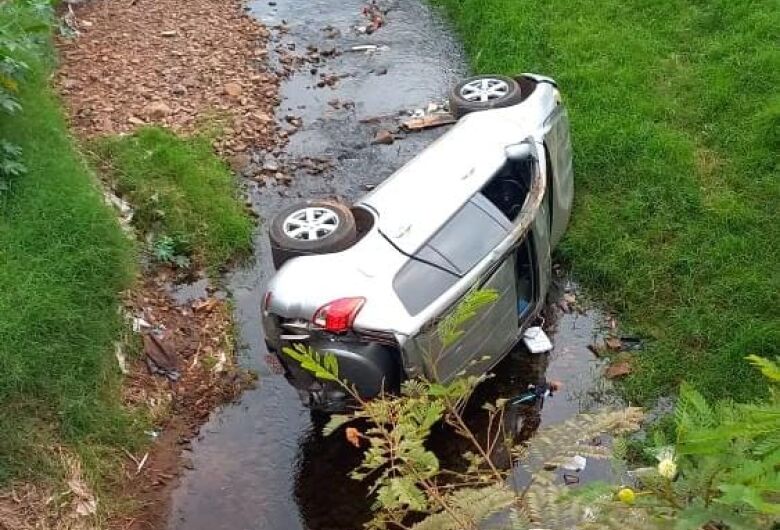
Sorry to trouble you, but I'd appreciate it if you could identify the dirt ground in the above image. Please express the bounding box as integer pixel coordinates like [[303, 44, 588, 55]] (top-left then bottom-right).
[[112, 274, 256, 530], [4, 0, 285, 528], [56, 0, 279, 156]]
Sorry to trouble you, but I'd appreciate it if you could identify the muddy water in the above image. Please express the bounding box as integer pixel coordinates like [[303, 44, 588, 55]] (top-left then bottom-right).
[[168, 1, 617, 529]]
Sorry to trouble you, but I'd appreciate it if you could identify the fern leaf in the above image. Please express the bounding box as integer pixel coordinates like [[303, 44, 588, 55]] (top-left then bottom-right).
[[410, 485, 515, 530], [746, 355, 780, 383]]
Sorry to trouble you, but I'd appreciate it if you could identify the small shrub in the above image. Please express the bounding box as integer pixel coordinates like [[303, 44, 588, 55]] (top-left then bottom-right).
[[0, 0, 52, 196]]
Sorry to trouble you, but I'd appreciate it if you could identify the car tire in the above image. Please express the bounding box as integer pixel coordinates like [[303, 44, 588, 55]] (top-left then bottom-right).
[[269, 200, 357, 269], [449, 75, 525, 119]]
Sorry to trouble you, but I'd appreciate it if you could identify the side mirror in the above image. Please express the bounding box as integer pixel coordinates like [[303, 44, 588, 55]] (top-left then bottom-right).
[[505, 142, 536, 162]]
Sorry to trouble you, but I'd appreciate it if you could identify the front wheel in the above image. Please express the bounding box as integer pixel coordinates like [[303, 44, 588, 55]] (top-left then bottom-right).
[[449, 75, 525, 119]]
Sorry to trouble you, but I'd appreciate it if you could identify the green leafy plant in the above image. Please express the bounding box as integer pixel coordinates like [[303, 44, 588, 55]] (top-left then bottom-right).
[[596, 355, 780, 529], [0, 0, 52, 196], [284, 290, 778, 529], [283, 291, 645, 529], [151, 234, 192, 269]]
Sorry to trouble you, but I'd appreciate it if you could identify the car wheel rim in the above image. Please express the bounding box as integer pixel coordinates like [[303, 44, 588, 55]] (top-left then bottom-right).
[[283, 207, 340, 241], [459, 78, 510, 103]]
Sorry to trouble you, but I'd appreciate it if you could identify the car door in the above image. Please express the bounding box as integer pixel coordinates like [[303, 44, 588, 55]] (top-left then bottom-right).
[[409, 256, 519, 382], [399, 196, 519, 382]]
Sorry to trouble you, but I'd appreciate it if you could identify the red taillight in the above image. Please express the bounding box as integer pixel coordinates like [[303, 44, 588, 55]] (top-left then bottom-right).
[[312, 297, 365, 333]]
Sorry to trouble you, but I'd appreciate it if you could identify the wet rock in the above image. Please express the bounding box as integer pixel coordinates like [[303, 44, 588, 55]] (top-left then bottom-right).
[[283, 114, 302, 127], [262, 159, 280, 172], [322, 25, 341, 39], [275, 172, 292, 185], [371, 129, 395, 145]]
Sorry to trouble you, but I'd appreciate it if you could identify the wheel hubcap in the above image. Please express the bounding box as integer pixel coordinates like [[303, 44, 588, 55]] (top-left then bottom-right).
[[459, 78, 510, 103], [283, 207, 340, 241]]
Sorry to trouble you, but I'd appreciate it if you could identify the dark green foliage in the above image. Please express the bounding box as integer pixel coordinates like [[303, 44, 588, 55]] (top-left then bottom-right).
[[0, 0, 51, 196]]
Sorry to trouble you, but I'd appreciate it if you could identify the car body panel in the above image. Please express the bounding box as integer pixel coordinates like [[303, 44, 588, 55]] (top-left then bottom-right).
[[360, 79, 558, 256], [544, 105, 574, 248], [262, 74, 573, 406], [409, 254, 519, 382]]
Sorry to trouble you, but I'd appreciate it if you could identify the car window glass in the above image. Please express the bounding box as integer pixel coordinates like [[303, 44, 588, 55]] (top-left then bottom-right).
[[393, 201, 508, 315], [393, 248, 459, 315], [427, 200, 507, 274]]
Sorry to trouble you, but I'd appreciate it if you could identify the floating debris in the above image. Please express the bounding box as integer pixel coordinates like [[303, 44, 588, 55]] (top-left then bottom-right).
[[401, 112, 456, 131]]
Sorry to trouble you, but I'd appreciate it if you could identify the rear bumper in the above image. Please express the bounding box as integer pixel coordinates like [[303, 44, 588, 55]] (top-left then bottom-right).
[[270, 339, 402, 411]]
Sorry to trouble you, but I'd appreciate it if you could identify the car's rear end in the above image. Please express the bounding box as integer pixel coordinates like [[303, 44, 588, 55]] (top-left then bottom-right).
[[262, 210, 412, 410]]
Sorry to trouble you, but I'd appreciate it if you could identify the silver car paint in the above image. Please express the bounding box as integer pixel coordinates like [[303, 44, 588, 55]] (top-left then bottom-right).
[[263, 74, 574, 383]]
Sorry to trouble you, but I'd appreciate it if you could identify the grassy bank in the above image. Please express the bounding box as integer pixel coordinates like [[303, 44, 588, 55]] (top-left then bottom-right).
[[0, 2, 138, 484], [433, 0, 779, 402], [0, 0, 253, 494], [91, 127, 253, 272]]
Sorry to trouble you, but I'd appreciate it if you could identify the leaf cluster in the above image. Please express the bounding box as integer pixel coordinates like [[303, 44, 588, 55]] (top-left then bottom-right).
[[0, 0, 52, 195]]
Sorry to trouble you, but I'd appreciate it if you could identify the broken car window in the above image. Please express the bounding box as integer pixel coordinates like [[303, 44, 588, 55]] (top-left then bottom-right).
[[480, 158, 533, 221]]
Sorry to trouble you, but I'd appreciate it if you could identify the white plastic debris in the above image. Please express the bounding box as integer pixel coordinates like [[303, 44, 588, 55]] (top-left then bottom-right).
[[213, 350, 228, 373], [350, 44, 377, 52], [562, 455, 587, 472], [523, 326, 553, 353], [132, 316, 152, 333], [114, 342, 128, 374]]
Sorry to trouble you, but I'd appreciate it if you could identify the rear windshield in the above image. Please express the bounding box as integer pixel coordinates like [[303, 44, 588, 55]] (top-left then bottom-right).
[[393, 198, 508, 315]]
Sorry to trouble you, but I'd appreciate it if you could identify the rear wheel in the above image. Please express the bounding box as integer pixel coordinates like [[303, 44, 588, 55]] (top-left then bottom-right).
[[449, 75, 524, 119], [269, 200, 357, 268]]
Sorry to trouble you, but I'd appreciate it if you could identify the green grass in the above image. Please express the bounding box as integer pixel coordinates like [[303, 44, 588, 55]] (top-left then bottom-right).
[[433, 0, 779, 403], [0, 2, 251, 492], [91, 127, 253, 271], [0, 4, 139, 483]]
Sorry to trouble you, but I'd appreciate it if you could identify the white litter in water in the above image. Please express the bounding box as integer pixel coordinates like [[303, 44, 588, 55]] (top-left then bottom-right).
[[523, 326, 553, 353], [562, 455, 587, 472], [350, 44, 377, 52]]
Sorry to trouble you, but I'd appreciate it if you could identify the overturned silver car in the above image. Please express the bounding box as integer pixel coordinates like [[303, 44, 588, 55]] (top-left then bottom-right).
[[262, 74, 574, 410]]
